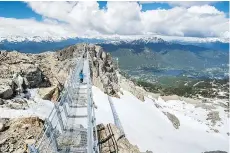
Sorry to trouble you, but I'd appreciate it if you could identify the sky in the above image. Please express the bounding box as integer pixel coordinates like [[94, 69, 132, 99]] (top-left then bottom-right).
[[0, 1, 229, 42]]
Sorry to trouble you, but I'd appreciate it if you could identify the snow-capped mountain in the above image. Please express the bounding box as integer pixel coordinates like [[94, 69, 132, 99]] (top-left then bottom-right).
[[0, 35, 228, 53], [0, 34, 228, 43], [102, 37, 166, 45], [0, 35, 74, 43]]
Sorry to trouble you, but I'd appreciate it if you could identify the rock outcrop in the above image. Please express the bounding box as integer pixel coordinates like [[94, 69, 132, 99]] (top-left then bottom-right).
[[164, 112, 180, 129], [87, 45, 119, 96], [0, 44, 120, 99], [0, 117, 44, 153], [97, 123, 140, 153], [119, 75, 146, 101], [38, 84, 62, 102], [0, 79, 14, 99]]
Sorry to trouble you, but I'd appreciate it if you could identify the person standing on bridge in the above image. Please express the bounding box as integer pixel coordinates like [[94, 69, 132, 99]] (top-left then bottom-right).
[[79, 70, 84, 83]]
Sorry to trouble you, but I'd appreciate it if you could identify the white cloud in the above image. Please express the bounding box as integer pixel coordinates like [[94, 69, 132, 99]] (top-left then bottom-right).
[[139, 1, 217, 7], [167, 1, 217, 7], [0, 2, 229, 42], [0, 17, 79, 41]]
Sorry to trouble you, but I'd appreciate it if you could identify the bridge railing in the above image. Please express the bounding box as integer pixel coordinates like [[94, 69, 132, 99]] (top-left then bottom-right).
[[108, 96, 125, 138], [28, 53, 85, 153], [86, 51, 100, 153]]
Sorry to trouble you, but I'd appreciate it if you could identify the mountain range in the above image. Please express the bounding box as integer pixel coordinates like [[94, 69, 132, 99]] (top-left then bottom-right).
[[0, 36, 228, 53]]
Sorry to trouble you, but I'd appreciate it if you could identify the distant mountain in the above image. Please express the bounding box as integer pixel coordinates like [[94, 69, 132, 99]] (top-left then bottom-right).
[[98, 38, 229, 81], [0, 38, 104, 53], [99, 38, 212, 53], [169, 41, 229, 52], [0, 35, 228, 54]]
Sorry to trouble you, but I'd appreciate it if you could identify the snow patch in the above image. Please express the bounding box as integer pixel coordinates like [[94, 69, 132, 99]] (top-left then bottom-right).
[[92, 86, 229, 153], [0, 88, 54, 119]]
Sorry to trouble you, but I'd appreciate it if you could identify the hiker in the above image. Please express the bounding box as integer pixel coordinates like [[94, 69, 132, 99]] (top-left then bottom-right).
[[79, 70, 84, 83]]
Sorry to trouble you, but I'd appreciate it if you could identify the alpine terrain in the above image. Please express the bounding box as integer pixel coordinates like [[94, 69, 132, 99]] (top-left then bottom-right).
[[0, 41, 229, 153]]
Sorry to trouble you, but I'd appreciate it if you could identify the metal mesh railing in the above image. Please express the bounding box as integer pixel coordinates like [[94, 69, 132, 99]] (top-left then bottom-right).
[[29, 49, 99, 153]]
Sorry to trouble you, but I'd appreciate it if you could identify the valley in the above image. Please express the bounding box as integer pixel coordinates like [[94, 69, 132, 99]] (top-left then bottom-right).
[[99, 39, 229, 100]]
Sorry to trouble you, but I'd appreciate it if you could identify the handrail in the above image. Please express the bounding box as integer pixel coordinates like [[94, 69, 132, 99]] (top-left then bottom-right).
[[33, 52, 85, 150], [108, 96, 125, 138], [29, 48, 100, 153]]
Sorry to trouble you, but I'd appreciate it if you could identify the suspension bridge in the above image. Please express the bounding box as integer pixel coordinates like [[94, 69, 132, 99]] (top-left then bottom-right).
[[28, 49, 125, 153]]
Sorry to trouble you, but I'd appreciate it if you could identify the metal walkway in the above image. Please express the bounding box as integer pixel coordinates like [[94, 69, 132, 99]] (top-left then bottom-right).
[[29, 50, 99, 153]]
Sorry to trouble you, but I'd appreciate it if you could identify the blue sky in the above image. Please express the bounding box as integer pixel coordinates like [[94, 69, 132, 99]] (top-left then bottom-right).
[[0, 2, 42, 20], [0, 1, 228, 21]]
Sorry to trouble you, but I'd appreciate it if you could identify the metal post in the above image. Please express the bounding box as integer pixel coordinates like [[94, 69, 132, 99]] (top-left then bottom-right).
[[46, 120, 59, 152], [54, 104, 64, 131], [28, 144, 39, 153], [108, 96, 125, 137], [86, 50, 93, 153], [63, 102, 68, 118]]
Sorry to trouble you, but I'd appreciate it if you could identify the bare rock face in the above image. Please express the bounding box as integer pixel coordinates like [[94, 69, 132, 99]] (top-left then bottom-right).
[[120, 75, 145, 101], [38, 84, 61, 102], [0, 79, 15, 99], [23, 65, 43, 88], [87, 45, 119, 96], [164, 112, 180, 129], [0, 121, 6, 132], [207, 111, 221, 126], [0, 51, 51, 97], [97, 123, 140, 153], [0, 44, 120, 98], [0, 117, 44, 153]]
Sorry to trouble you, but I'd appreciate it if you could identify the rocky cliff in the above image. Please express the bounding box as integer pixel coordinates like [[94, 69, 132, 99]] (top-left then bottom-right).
[[0, 117, 44, 153], [97, 123, 140, 153], [55, 44, 120, 96], [0, 43, 120, 100]]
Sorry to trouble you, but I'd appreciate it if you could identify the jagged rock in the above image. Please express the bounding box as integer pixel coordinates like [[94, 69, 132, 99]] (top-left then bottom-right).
[[38, 84, 61, 102], [0, 79, 14, 99], [0, 122, 6, 132], [102, 52, 107, 60], [97, 123, 140, 153], [207, 111, 221, 126], [1, 44, 120, 98], [95, 46, 103, 58], [38, 86, 57, 100], [6, 99, 29, 110], [0, 85, 13, 99], [12, 73, 29, 94], [0, 51, 54, 90], [51, 86, 60, 102], [0, 138, 7, 145], [0, 98, 5, 105], [23, 65, 43, 88], [87, 45, 120, 96], [120, 76, 145, 101], [0, 117, 44, 153], [164, 112, 180, 129]]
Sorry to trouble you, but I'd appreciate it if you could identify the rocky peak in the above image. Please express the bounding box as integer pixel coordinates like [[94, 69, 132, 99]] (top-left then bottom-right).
[[0, 43, 119, 99], [55, 43, 120, 96], [86, 44, 119, 96]]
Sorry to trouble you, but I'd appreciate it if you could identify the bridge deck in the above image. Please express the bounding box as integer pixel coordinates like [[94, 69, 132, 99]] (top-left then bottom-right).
[[30, 51, 99, 153], [57, 59, 89, 153]]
